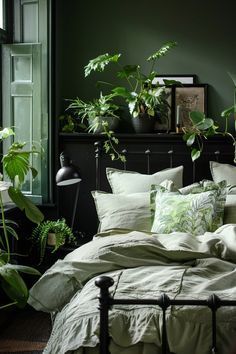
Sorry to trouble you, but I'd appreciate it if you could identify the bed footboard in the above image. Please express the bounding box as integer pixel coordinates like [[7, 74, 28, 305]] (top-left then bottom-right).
[[95, 276, 236, 354]]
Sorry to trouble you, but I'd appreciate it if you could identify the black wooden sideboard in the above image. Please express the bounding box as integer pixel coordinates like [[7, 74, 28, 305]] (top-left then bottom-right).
[[58, 133, 235, 239]]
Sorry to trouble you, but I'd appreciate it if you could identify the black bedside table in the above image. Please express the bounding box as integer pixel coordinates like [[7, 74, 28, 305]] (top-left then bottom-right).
[[38, 234, 90, 273]]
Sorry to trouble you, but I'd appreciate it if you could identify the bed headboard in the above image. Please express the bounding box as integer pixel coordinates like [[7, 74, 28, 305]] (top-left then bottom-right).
[[59, 133, 235, 239]]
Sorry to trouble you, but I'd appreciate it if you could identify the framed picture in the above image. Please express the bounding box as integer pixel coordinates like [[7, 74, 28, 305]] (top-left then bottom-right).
[[152, 74, 197, 86], [174, 84, 207, 129]]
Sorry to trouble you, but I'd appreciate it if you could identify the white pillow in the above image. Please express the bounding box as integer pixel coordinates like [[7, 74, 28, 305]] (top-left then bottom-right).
[[210, 161, 236, 191], [224, 195, 236, 224], [92, 191, 152, 232], [106, 166, 183, 194], [92, 180, 175, 233]]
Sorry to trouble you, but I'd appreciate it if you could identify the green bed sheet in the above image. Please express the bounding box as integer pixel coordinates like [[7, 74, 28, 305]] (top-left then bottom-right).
[[28, 224, 236, 354]]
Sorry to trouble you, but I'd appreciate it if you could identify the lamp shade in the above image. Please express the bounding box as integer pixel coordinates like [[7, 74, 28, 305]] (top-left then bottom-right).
[[56, 153, 81, 186]]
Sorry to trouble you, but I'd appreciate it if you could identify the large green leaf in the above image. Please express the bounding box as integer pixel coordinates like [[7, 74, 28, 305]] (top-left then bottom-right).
[[4, 263, 41, 276], [2, 149, 31, 184], [196, 118, 214, 130], [189, 111, 205, 125], [112, 86, 133, 100], [84, 53, 121, 77], [0, 266, 28, 308], [117, 65, 139, 79], [8, 187, 44, 224], [147, 41, 177, 61]]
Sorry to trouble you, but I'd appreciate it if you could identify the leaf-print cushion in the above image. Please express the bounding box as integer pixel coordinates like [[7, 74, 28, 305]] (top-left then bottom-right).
[[151, 190, 218, 235], [179, 180, 227, 231]]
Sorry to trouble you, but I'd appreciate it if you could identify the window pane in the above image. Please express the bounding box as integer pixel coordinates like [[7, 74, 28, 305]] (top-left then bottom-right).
[[0, 0, 3, 30]]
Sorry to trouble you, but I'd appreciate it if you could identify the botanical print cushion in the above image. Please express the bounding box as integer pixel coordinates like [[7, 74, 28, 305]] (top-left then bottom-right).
[[179, 180, 227, 230], [106, 166, 183, 194], [151, 191, 218, 235]]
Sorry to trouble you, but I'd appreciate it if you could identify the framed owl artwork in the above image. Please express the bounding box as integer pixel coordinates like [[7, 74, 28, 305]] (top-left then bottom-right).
[[174, 84, 208, 130]]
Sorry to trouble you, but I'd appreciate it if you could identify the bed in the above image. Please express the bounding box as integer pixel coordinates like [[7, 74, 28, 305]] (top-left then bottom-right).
[[29, 139, 236, 354]]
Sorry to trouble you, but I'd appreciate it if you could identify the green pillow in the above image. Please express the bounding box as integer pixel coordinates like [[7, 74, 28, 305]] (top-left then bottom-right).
[[151, 190, 218, 235]]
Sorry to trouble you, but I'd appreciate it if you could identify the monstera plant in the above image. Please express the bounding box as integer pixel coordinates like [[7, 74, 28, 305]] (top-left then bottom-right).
[[0, 127, 43, 309]]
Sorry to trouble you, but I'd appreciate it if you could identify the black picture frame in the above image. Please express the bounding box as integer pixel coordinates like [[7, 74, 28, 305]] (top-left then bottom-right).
[[152, 74, 197, 86], [173, 84, 208, 129]]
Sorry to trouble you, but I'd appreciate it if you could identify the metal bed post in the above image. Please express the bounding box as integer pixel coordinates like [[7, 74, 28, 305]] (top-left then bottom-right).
[[207, 294, 221, 353], [159, 293, 171, 354], [94, 141, 102, 190], [95, 276, 114, 354]]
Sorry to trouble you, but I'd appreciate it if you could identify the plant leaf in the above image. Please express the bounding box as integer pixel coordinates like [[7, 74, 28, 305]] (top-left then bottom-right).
[[4, 263, 41, 276], [0, 267, 28, 308], [221, 105, 235, 118], [196, 118, 214, 130], [186, 134, 196, 146], [191, 148, 201, 162], [147, 41, 177, 61], [0, 127, 15, 140], [117, 65, 139, 79], [228, 72, 236, 87], [84, 53, 121, 77], [8, 187, 44, 224], [189, 111, 205, 125]]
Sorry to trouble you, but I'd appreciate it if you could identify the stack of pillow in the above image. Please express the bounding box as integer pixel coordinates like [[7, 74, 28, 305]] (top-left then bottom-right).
[[92, 161, 235, 236]]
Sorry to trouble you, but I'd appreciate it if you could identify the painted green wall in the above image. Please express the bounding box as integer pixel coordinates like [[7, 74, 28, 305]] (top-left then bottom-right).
[[55, 0, 236, 130]]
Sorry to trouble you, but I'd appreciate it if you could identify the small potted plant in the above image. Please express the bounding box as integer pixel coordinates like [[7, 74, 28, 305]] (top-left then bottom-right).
[[31, 218, 76, 264], [66, 92, 120, 133], [66, 92, 124, 161]]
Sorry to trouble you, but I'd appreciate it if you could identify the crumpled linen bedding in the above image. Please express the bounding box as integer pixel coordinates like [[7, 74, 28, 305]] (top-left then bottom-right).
[[28, 224, 236, 354]]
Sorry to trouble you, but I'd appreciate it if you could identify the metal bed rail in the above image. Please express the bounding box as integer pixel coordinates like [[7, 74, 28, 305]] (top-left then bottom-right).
[[95, 276, 236, 354]]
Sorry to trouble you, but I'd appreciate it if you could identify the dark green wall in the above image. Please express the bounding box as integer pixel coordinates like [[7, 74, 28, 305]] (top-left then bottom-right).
[[55, 0, 236, 130]]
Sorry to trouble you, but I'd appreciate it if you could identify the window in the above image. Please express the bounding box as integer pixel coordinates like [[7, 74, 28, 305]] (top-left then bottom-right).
[[1, 0, 51, 204]]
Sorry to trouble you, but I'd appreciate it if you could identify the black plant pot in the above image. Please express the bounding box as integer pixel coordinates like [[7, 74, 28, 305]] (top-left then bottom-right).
[[89, 116, 119, 134], [132, 113, 156, 134]]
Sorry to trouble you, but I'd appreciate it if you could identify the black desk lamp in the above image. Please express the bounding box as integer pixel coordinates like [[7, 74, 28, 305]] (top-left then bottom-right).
[[56, 152, 81, 231]]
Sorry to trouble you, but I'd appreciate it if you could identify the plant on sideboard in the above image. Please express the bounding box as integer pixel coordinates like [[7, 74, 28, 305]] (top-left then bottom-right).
[[0, 127, 44, 309], [66, 92, 124, 161], [84, 41, 178, 128], [182, 110, 236, 163], [31, 218, 76, 265], [65, 41, 178, 161]]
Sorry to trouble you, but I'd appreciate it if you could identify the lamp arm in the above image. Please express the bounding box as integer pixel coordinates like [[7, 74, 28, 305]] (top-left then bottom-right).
[[71, 182, 80, 231]]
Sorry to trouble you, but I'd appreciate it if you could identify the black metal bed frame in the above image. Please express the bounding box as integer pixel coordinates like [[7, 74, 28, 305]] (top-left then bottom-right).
[[95, 276, 236, 354], [93, 141, 235, 354]]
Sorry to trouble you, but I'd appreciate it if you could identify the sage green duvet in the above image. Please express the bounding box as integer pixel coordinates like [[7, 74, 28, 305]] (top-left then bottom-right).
[[28, 225, 236, 354]]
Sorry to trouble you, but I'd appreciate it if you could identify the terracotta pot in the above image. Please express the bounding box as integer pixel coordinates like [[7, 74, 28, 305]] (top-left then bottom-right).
[[132, 113, 156, 133]]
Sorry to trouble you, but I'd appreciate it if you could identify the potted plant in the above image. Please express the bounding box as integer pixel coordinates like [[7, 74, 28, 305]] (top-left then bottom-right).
[[31, 218, 76, 264], [65, 41, 178, 161], [0, 127, 43, 309], [66, 92, 124, 161], [66, 92, 120, 133], [182, 72, 236, 162], [84, 41, 178, 133]]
